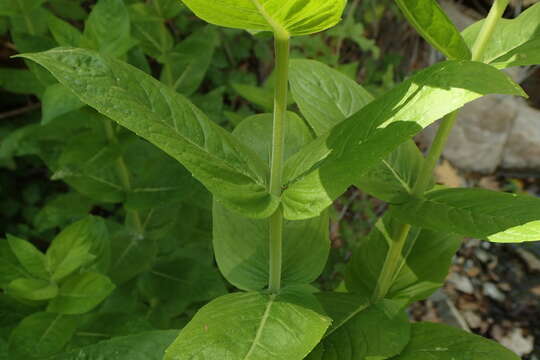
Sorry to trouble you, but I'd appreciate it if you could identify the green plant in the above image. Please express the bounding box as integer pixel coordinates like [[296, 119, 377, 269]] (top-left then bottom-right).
[[4, 0, 540, 358]]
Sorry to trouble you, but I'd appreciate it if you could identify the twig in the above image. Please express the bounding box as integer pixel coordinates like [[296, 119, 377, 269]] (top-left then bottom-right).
[[0, 103, 40, 120]]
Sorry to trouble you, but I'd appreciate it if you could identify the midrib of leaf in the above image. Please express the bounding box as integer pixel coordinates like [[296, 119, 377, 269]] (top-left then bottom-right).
[[248, 0, 289, 38], [151, 270, 191, 285], [324, 302, 369, 338], [381, 159, 412, 193], [38, 314, 62, 348], [243, 294, 276, 360]]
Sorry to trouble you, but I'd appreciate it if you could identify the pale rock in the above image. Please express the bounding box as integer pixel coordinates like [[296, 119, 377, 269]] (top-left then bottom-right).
[[420, 96, 519, 174], [499, 329, 534, 357], [483, 282, 506, 302], [501, 103, 540, 171], [448, 273, 475, 294]]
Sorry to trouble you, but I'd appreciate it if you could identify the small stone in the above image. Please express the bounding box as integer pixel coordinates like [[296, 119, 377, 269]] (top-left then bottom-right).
[[448, 273, 475, 294], [463, 311, 483, 329], [515, 248, 540, 272], [499, 329, 534, 357], [531, 285, 540, 296], [483, 282, 506, 302], [475, 249, 491, 263]]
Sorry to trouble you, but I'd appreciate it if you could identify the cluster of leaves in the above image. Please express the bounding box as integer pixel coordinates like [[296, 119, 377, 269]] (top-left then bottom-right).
[[1, 0, 540, 359]]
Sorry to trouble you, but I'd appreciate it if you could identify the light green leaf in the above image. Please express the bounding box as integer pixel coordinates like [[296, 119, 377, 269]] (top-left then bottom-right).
[[19, 48, 277, 219], [396, 0, 471, 60], [45, 216, 109, 282], [462, 3, 540, 68], [7, 235, 47, 279], [282, 60, 526, 220], [214, 112, 328, 290], [289, 59, 373, 135], [0, 240, 30, 288], [307, 294, 411, 360], [50, 330, 178, 360], [355, 140, 433, 203], [391, 322, 520, 360], [390, 188, 540, 243], [160, 26, 218, 96], [82, 0, 135, 57], [164, 290, 331, 360], [182, 0, 346, 37], [47, 272, 116, 315], [47, 13, 82, 47], [41, 83, 84, 124], [345, 215, 461, 304], [6, 278, 58, 301], [8, 312, 78, 360]]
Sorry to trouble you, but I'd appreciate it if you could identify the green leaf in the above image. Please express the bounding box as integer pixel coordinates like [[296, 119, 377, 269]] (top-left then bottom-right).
[[307, 294, 411, 360], [214, 201, 329, 290], [281, 60, 526, 220], [355, 140, 434, 203], [129, 3, 174, 58], [345, 215, 461, 304], [289, 59, 373, 135], [160, 26, 218, 96], [231, 83, 274, 112], [41, 84, 85, 124], [6, 278, 58, 301], [47, 13, 82, 47], [0, 0, 45, 16], [214, 112, 328, 290], [138, 258, 226, 316], [164, 290, 331, 360], [7, 235, 47, 279], [182, 0, 346, 37], [51, 330, 178, 360], [8, 312, 78, 360], [391, 322, 520, 360], [390, 188, 540, 243], [124, 139, 201, 210], [45, 216, 109, 282], [396, 0, 471, 60], [462, 3, 540, 68], [33, 193, 94, 232], [109, 228, 157, 285], [0, 68, 45, 95], [82, 0, 135, 57], [0, 240, 30, 288], [48, 0, 87, 20], [47, 272, 116, 315], [19, 48, 277, 219]]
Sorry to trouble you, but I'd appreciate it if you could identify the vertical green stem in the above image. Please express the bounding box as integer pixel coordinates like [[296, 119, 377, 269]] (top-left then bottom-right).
[[103, 119, 144, 236], [373, 0, 509, 302], [471, 0, 509, 61], [372, 223, 411, 302], [268, 35, 290, 294]]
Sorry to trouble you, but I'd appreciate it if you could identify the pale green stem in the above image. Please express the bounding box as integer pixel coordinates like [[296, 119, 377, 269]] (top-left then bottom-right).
[[268, 35, 290, 294], [103, 119, 144, 236], [471, 0, 509, 61], [372, 223, 411, 302], [372, 0, 509, 302]]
